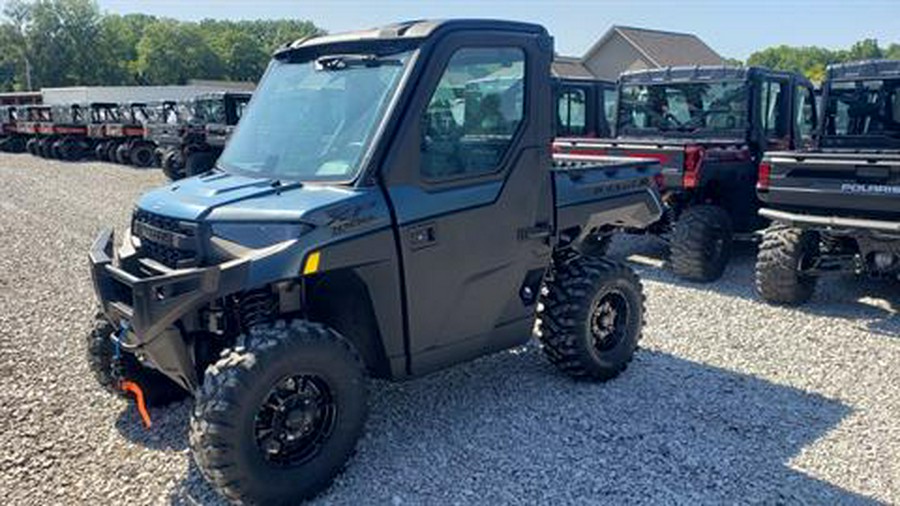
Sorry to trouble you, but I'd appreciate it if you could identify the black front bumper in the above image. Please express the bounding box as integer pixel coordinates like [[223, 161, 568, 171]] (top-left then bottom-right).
[[89, 228, 250, 390]]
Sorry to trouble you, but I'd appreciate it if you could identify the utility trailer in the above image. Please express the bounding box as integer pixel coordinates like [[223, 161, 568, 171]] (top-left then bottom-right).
[[555, 66, 817, 281], [756, 59, 900, 304], [86, 20, 663, 504]]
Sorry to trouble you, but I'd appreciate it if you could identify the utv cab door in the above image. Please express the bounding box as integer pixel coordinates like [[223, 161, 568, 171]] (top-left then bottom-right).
[[383, 30, 554, 375]]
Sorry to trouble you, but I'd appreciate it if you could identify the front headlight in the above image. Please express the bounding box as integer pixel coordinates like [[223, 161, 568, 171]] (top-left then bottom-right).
[[210, 222, 311, 249]]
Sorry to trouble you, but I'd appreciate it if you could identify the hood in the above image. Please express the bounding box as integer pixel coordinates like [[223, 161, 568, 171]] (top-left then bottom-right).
[[136, 171, 363, 223]]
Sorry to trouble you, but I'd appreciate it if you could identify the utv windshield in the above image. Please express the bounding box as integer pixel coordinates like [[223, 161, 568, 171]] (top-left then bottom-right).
[[193, 99, 226, 124], [617, 81, 749, 136], [218, 51, 411, 182], [823, 79, 900, 139]]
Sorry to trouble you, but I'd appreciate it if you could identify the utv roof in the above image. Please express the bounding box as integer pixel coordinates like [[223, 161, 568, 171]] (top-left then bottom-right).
[[620, 65, 801, 84], [827, 59, 900, 81], [277, 19, 548, 57]]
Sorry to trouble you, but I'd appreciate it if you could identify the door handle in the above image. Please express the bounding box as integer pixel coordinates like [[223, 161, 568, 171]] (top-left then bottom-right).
[[409, 223, 437, 250]]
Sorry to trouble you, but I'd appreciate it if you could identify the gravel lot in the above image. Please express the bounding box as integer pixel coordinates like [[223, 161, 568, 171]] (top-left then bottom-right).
[[0, 152, 898, 505]]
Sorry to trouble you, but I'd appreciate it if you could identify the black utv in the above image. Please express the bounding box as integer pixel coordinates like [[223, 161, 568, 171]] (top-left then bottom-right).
[[756, 59, 900, 304], [31, 104, 97, 161], [86, 19, 664, 504], [157, 91, 251, 180], [98, 102, 156, 167], [555, 66, 817, 281]]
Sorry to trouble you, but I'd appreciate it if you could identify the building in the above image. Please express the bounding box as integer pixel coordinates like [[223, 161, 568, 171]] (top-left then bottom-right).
[[39, 80, 255, 105], [554, 25, 725, 82]]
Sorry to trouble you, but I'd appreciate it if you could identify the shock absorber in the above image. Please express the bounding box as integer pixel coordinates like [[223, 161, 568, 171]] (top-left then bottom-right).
[[238, 289, 277, 331]]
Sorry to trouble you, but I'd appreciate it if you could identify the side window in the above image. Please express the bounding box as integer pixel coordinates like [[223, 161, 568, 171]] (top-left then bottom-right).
[[603, 88, 617, 130], [557, 87, 586, 136], [760, 80, 788, 138], [420, 47, 525, 180], [795, 85, 816, 144]]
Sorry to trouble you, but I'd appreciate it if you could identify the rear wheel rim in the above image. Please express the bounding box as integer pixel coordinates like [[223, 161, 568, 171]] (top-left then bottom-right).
[[589, 290, 630, 352], [254, 374, 337, 467]]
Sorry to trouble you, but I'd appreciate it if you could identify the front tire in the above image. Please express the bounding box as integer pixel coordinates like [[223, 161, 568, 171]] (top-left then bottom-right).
[[756, 225, 819, 305], [190, 320, 368, 504], [670, 205, 733, 282], [161, 149, 185, 180], [184, 150, 216, 176], [85, 314, 188, 406], [537, 256, 644, 381]]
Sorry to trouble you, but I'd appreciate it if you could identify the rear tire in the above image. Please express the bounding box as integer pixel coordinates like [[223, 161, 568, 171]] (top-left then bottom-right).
[[129, 143, 156, 168], [94, 142, 109, 161], [756, 224, 819, 305], [115, 143, 131, 165], [105, 142, 119, 163], [670, 205, 733, 282], [38, 138, 52, 158], [190, 320, 368, 504], [536, 256, 644, 381], [26, 138, 38, 156], [85, 314, 188, 406]]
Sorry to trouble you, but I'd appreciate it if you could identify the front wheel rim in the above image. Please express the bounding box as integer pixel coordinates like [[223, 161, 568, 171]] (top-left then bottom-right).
[[254, 374, 337, 467], [589, 290, 630, 352]]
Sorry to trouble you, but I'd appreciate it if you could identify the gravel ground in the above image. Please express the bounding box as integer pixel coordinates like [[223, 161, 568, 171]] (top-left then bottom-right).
[[0, 152, 898, 505]]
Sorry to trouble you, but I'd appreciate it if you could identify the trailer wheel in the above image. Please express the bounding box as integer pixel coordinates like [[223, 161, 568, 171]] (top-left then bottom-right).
[[537, 256, 644, 381], [85, 314, 188, 406], [756, 224, 819, 305], [670, 205, 733, 282], [129, 143, 156, 168], [115, 143, 131, 165], [190, 320, 368, 504]]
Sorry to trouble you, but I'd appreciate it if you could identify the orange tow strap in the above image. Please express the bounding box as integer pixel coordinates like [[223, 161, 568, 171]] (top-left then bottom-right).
[[120, 380, 152, 428]]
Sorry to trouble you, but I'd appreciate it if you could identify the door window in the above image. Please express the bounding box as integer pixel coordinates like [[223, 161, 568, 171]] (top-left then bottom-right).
[[760, 80, 788, 139], [557, 87, 587, 136], [795, 85, 816, 144], [420, 47, 525, 180]]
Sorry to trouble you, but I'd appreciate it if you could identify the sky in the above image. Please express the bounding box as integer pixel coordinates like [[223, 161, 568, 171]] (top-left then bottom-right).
[[93, 0, 900, 60]]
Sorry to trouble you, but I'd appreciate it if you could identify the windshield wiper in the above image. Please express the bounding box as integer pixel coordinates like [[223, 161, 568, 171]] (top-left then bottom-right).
[[316, 54, 403, 71]]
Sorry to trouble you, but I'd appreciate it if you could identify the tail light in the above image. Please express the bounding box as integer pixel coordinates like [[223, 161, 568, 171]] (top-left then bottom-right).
[[757, 162, 772, 191], [683, 145, 705, 189]]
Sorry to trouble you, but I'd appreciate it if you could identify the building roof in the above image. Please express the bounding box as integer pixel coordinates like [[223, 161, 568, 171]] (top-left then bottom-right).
[[552, 56, 596, 80], [585, 25, 724, 68]]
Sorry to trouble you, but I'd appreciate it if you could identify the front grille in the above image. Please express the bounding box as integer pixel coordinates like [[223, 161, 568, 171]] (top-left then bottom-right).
[[132, 209, 199, 268]]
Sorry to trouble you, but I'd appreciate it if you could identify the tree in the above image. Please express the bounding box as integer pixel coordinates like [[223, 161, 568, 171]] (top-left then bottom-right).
[[135, 20, 224, 84]]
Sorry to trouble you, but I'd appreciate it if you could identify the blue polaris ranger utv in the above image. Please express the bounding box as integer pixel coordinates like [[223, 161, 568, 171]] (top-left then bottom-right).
[[88, 20, 663, 504]]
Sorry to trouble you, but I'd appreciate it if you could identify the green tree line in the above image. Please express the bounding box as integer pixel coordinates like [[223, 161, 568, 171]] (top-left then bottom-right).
[[0, 0, 322, 91], [745, 39, 900, 83]]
